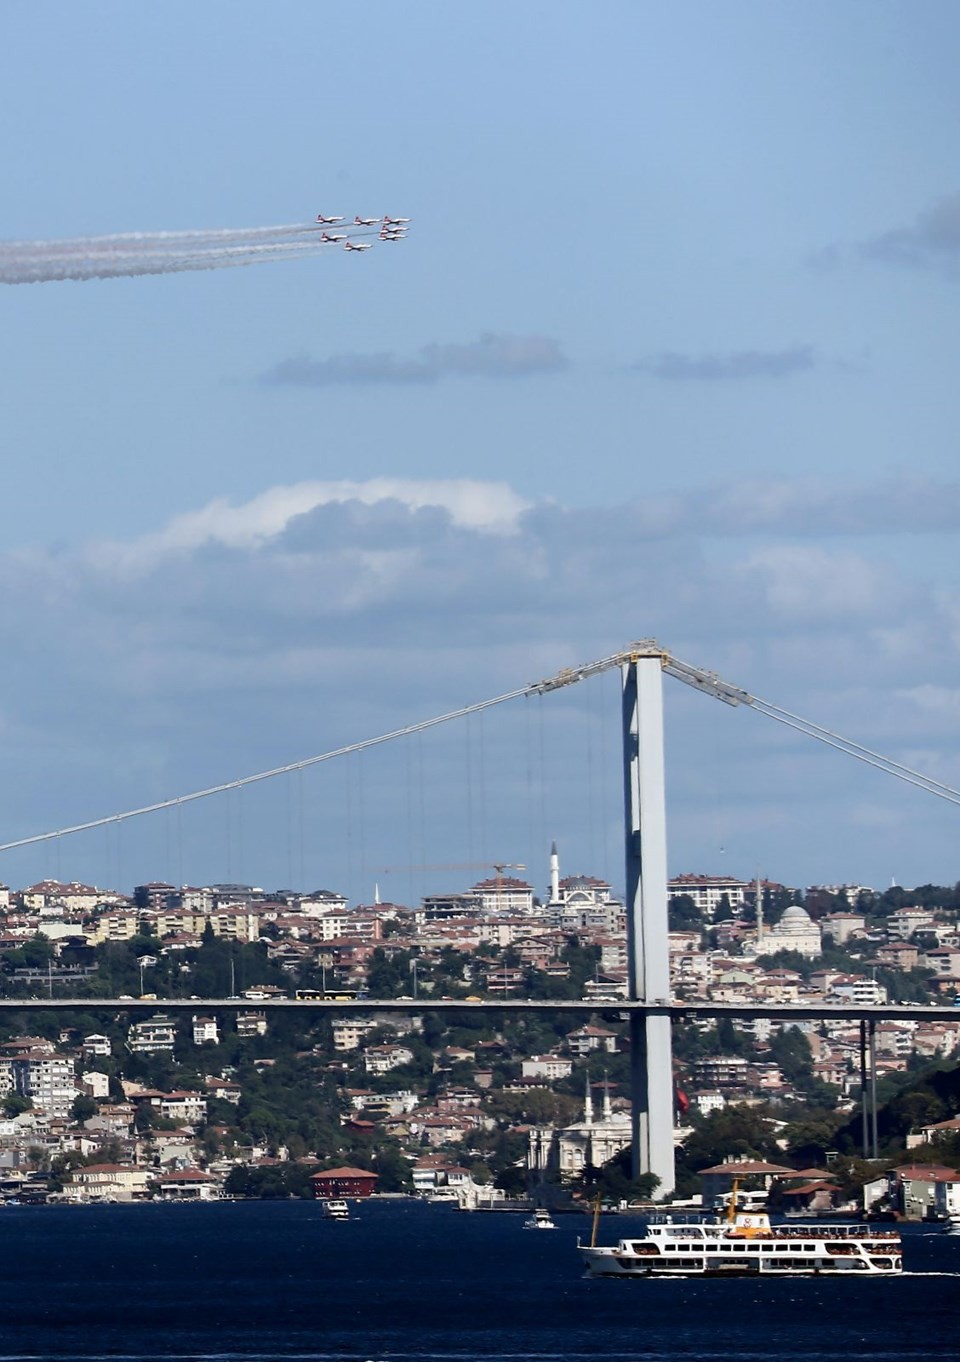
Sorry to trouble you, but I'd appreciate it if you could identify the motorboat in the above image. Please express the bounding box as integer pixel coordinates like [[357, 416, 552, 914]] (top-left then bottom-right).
[[322, 1199, 350, 1221], [523, 1207, 556, 1230]]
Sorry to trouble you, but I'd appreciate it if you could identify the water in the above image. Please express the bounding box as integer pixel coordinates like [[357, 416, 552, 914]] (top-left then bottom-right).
[[0, 1200, 956, 1361]]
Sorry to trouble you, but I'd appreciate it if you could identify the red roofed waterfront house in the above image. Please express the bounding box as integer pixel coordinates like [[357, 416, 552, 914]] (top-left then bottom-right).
[[155, 1169, 221, 1201], [698, 1157, 796, 1209], [310, 1167, 379, 1200]]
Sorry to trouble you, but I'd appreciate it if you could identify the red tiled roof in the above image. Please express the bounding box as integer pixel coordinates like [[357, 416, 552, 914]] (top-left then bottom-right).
[[310, 1166, 378, 1181]]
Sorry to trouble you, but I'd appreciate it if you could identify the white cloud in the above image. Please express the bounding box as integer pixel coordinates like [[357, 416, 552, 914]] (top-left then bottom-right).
[[735, 545, 899, 620], [92, 478, 533, 570]]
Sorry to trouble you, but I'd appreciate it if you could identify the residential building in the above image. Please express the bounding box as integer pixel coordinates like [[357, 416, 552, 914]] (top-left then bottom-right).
[[363, 1045, 414, 1074], [192, 1016, 220, 1046], [470, 876, 535, 915], [128, 1014, 177, 1054], [667, 874, 750, 918], [65, 1163, 152, 1203], [565, 1025, 617, 1056], [332, 1017, 378, 1052], [81, 1034, 111, 1060], [521, 1054, 573, 1081], [7, 1047, 77, 1120]]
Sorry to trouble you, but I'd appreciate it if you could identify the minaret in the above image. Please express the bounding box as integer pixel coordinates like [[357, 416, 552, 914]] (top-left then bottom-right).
[[550, 841, 560, 903], [584, 1071, 594, 1124], [374, 882, 381, 906], [756, 872, 763, 945], [602, 1073, 612, 1122]]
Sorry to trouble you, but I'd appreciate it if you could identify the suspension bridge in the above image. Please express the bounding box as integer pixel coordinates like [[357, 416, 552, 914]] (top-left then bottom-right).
[[1, 640, 958, 1195]]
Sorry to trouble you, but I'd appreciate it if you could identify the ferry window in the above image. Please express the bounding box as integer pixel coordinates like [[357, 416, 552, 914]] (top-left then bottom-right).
[[804, 1244, 815, 1252], [762, 1244, 773, 1252], [720, 1244, 732, 1251], [705, 1244, 717, 1251], [733, 1243, 746, 1252]]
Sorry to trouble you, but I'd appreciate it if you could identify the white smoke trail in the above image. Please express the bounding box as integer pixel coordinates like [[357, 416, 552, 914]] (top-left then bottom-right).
[[0, 221, 387, 284]]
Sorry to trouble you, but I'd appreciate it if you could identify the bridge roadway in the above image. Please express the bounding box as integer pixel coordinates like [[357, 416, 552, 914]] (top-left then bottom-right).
[[1, 996, 958, 1023]]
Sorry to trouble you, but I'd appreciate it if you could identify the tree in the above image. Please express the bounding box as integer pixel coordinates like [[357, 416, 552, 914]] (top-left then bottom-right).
[[767, 1027, 814, 1086], [668, 895, 702, 931], [713, 895, 734, 923], [576, 1147, 659, 1204], [70, 1094, 98, 1124]]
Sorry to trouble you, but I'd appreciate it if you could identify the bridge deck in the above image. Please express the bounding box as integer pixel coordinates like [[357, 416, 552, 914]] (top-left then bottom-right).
[[0, 997, 956, 1021]]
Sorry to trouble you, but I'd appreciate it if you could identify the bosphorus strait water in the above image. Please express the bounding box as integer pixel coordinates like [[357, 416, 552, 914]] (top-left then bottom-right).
[[1, 1200, 957, 1362]]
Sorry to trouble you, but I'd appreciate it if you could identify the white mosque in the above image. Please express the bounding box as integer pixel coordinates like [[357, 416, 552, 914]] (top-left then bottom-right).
[[527, 1074, 632, 1181], [753, 903, 822, 959]]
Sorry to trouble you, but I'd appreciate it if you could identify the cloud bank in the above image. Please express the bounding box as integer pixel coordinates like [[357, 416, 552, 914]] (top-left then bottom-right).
[[631, 346, 815, 382], [861, 192, 960, 274], [263, 333, 568, 386], [1, 474, 957, 892]]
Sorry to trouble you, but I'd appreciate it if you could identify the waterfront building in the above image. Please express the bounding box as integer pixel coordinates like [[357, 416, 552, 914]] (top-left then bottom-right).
[[310, 1166, 379, 1199], [65, 1163, 152, 1203]]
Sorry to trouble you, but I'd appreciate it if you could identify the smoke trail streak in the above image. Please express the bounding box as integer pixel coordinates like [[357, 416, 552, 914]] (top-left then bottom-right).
[[0, 221, 391, 284]]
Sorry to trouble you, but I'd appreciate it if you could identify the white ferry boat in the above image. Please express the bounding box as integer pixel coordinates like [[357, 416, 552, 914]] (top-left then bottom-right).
[[579, 1204, 902, 1277]]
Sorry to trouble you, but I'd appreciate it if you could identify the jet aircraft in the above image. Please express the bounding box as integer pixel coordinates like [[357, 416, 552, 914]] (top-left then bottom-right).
[[316, 214, 344, 224], [343, 240, 372, 251]]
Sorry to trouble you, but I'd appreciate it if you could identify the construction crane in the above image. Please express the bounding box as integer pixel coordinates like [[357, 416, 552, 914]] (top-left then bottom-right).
[[381, 861, 527, 878], [381, 861, 528, 908]]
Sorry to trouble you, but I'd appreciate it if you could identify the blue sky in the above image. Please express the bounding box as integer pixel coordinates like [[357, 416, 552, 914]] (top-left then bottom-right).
[[0, 2, 958, 900]]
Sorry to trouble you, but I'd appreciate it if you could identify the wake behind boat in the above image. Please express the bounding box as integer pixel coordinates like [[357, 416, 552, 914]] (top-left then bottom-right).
[[579, 1200, 902, 1277]]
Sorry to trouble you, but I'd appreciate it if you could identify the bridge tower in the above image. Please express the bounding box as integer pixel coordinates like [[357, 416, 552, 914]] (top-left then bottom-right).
[[622, 650, 675, 1197]]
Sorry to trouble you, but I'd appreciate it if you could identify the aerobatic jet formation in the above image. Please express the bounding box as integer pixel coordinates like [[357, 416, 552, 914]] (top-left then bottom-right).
[[309, 211, 413, 254]]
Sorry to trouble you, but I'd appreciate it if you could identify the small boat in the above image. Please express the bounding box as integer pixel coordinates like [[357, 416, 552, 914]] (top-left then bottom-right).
[[523, 1207, 556, 1230], [942, 1212, 960, 1236], [322, 1199, 350, 1221]]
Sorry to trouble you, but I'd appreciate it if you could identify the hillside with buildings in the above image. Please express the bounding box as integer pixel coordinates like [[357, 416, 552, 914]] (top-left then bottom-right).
[[0, 858, 956, 1215]]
